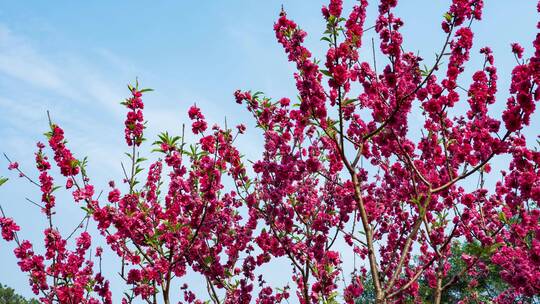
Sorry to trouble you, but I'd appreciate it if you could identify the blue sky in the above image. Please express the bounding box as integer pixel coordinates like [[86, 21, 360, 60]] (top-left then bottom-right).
[[0, 1, 538, 302]]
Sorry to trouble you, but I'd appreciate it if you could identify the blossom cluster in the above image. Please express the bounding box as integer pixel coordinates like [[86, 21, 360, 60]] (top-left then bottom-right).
[[123, 88, 145, 146]]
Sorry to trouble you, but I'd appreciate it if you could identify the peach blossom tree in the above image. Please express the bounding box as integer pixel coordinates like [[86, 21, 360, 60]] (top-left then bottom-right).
[[1, 0, 540, 303]]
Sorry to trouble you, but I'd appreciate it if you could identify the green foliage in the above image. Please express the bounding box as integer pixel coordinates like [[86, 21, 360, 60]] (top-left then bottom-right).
[[416, 242, 508, 303], [0, 283, 39, 304], [355, 241, 539, 303]]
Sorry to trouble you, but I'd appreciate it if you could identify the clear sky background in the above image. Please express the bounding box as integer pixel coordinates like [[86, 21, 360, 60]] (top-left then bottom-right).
[[0, 1, 538, 303]]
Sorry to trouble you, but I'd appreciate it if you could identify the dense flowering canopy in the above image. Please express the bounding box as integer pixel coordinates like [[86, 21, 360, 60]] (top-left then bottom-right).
[[1, 1, 540, 303]]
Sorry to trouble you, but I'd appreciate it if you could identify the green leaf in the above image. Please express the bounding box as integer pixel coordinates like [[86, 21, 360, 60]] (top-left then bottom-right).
[[443, 12, 453, 22], [487, 242, 503, 254], [328, 15, 336, 24], [81, 206, 94, 215], [320, 69, 332, 77], [498, 212, 508, 224], [252, 91, 264, 99], [0, 177, 8, 187], [44, 131, 53, 140], [342, 98, 358, 106], [320, 36, 332, 43]]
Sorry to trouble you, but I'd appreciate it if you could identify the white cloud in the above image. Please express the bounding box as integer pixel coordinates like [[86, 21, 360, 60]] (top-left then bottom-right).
[[0, 23, 132, 180], [0, 25, 77, 97]]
